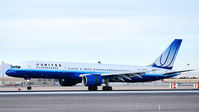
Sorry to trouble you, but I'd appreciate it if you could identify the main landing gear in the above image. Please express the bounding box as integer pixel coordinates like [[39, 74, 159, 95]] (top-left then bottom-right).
[[87, 86, 112, 91], [87, 80, 113, 91], [88, 86, 98, 91], [102, 79, 112, 91], [102, 86, 112, 91]]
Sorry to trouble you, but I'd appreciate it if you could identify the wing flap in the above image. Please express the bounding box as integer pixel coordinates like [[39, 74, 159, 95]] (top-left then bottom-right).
[[101, 71, 146, 81], [101, 71, 146, 77]]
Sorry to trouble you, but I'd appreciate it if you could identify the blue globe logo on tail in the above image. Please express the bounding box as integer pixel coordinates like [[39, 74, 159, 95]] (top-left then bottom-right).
[[152, 39, 182, 70]]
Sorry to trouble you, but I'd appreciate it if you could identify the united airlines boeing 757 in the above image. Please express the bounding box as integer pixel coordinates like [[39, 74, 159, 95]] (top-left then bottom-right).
[[6, 39, 191, 91]]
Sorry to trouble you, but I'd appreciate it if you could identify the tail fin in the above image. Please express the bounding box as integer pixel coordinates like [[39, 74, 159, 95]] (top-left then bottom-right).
[[152, 39, 182, 70]]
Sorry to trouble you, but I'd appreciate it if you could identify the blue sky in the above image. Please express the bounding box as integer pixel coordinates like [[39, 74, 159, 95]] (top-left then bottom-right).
[[0, 0, 199, 70]]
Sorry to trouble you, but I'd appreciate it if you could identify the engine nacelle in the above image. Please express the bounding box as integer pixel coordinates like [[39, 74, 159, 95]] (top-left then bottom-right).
[[82, 74, 103, 86], [59, 79, 77, 86]]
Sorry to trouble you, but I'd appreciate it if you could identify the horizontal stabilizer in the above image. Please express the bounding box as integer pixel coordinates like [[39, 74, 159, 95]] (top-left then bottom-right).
[[163, 69, 194, 75]]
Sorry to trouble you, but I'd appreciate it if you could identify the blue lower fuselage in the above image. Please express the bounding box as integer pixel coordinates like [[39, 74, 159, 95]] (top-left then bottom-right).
[[6, 69, 179, 83]]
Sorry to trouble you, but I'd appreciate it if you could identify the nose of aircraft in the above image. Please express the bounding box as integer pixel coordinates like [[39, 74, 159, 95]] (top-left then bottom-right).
[[6, 69, 16, 76]]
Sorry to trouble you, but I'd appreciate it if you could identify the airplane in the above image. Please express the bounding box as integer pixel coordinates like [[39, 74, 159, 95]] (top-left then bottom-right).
[[5, 39, 192, 91]]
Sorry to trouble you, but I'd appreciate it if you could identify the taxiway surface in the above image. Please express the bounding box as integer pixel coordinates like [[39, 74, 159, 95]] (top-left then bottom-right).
[[0, 90, 198, 112]]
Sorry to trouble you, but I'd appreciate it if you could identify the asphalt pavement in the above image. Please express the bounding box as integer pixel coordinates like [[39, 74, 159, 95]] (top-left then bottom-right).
[[0, 90, 198, 112]]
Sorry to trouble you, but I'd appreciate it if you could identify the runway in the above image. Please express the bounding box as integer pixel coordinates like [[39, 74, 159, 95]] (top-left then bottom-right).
[[0, 90, 199, 112], [0, 90, 199, 95]]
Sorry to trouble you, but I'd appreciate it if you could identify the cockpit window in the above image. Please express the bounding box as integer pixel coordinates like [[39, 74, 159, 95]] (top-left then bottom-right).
[[11, 65, 21, 69]]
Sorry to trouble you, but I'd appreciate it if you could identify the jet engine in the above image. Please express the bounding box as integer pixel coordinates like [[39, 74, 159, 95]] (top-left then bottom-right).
[[82, 74, 103, 86]]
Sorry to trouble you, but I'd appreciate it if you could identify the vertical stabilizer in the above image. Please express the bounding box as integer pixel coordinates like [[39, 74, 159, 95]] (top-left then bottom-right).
[[152, 39, 182, 70]]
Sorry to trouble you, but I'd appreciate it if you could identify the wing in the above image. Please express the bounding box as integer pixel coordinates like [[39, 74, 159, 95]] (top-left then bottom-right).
[[80, 69, 193, 82], [80, 71, 147, 82], [101, 69, 194, 81]]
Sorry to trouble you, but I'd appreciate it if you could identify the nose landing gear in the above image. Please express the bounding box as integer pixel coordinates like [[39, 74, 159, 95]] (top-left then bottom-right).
[[25, 78, 32, 90], [27, 86, 32, 90]]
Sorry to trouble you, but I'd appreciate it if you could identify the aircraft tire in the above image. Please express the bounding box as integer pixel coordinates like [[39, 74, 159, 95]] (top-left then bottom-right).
[[102, 86, 112, 91], [27, 86, 32, 90], [108, 86, 112, 91], [88, 86, 98, 91]]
